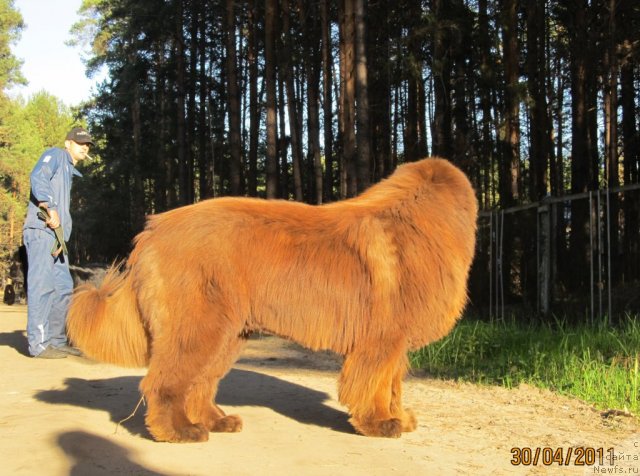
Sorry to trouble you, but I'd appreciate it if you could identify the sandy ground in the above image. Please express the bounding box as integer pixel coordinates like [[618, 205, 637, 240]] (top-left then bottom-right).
[[0, 303, 638, 476]]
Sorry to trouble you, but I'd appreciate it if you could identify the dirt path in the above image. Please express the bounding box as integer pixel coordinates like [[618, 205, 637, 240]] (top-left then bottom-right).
[[0, 303, 638, 475]]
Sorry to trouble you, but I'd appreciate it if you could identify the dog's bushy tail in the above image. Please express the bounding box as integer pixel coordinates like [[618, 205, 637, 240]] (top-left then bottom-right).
[[67, 265, 149, 367]]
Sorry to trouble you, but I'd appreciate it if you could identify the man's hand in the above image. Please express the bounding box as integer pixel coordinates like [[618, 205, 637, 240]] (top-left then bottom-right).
[[45, 208, 61, 229], [37, 204, 67, 256]]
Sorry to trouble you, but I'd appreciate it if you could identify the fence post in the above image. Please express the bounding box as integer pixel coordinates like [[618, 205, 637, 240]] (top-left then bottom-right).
[[538, 201, 551, 315]]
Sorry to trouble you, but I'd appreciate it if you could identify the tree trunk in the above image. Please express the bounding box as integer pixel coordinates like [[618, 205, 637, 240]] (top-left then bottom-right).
[[321, 0, 335, 201], [478, 0, 494, 208], [620, 0, 639, 281], [197, 4, 210, 200], [225, 0, 244, 195], [265, 0, 278, 198], [175, 1, 188, 205], [186, 1, 198, 203], [354, 0, 371, 191], [281, 0, 303, 201], [156, 44, 172, 210], [432, 0, 452, 159], [526, 0, 551, 201], [551, 53, 565, 198], [338, 0, 347, 198], [603, 0, 618, 190], [603, 0, 620, 286], [131, 77, 145, 230], [451, 3, 471, 170], [569, 0, 591, 290], [341, 0, 357, 197], [245, 0, 259, 197], [368, 0, 392, 181], [297, 0, 323, 204], [500, 0, 520, 206]]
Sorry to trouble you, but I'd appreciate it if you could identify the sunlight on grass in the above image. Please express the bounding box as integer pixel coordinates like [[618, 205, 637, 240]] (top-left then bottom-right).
[[410, 315, 640, 415]]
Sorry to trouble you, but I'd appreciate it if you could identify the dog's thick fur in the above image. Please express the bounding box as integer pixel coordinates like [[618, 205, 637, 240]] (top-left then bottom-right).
[[67, 157, 478, 442]]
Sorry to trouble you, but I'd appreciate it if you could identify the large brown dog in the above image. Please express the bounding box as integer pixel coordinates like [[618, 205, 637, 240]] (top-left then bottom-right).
[[67, 157, 478, 442]]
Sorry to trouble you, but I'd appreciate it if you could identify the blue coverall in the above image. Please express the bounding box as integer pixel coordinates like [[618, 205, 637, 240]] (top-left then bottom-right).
[[23, 147, 82, 356]]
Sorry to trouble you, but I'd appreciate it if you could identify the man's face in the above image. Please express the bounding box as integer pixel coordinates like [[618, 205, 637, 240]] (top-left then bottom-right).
[[65, 140, 90, 165]]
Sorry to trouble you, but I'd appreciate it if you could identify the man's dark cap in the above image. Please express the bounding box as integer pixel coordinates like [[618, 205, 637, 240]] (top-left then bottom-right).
[[66, 127, 94, 145]]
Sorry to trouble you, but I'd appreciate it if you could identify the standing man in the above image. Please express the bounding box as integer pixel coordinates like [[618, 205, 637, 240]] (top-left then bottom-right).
[[22, 126, 94, 358]]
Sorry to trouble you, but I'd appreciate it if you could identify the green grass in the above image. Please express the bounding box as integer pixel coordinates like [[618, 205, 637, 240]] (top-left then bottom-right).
[[410, 315, 640, 415]]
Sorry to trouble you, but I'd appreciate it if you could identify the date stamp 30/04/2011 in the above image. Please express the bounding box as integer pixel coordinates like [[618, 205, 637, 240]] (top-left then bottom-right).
[[510, 447, 615, 467]]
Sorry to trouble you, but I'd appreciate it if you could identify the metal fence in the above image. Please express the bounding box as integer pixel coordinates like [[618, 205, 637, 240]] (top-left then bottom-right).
[[468, 184, 640, 323]]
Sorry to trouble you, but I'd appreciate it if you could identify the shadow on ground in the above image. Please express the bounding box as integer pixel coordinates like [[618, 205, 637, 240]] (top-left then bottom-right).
[[58, 430, 167, 475], [0, 330, 29, 356], [35, 369, 352, 440]]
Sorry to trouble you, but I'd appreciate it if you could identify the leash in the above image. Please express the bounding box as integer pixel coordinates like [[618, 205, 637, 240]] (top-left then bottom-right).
[[37, 205, 68, 256], [115, 396, 146, 434]]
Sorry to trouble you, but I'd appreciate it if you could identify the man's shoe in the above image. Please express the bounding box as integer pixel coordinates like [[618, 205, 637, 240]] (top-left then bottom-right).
[[54, 345, 83, 357], [34, 347, 67, 359]]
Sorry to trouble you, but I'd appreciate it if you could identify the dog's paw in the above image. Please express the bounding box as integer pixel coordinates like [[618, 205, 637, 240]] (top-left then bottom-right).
[[350, 416, 402, 438], [149, 424, 209, 443], [211, 414, 243, 433], [400, 408, 417, 432], [169, 423, 209, 443], [378, 418, 402, 438]]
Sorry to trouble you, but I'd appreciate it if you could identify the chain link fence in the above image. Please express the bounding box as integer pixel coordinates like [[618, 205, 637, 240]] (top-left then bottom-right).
[[469, 184, 640, 323]]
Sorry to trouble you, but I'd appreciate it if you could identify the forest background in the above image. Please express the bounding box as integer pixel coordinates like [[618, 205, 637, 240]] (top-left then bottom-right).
[[0, 0, 639, 320]]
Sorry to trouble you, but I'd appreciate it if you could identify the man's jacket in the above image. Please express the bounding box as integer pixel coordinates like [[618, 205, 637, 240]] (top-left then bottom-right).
[[23, 147, 82, 242]]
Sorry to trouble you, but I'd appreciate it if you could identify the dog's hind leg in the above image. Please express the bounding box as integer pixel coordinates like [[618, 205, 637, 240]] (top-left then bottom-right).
[[140, 298, 244, 442], [184, 335, 246, 433], [338, 339, 410, 438], [141, 363, 209, 442], [390, 354, 417, 432]]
